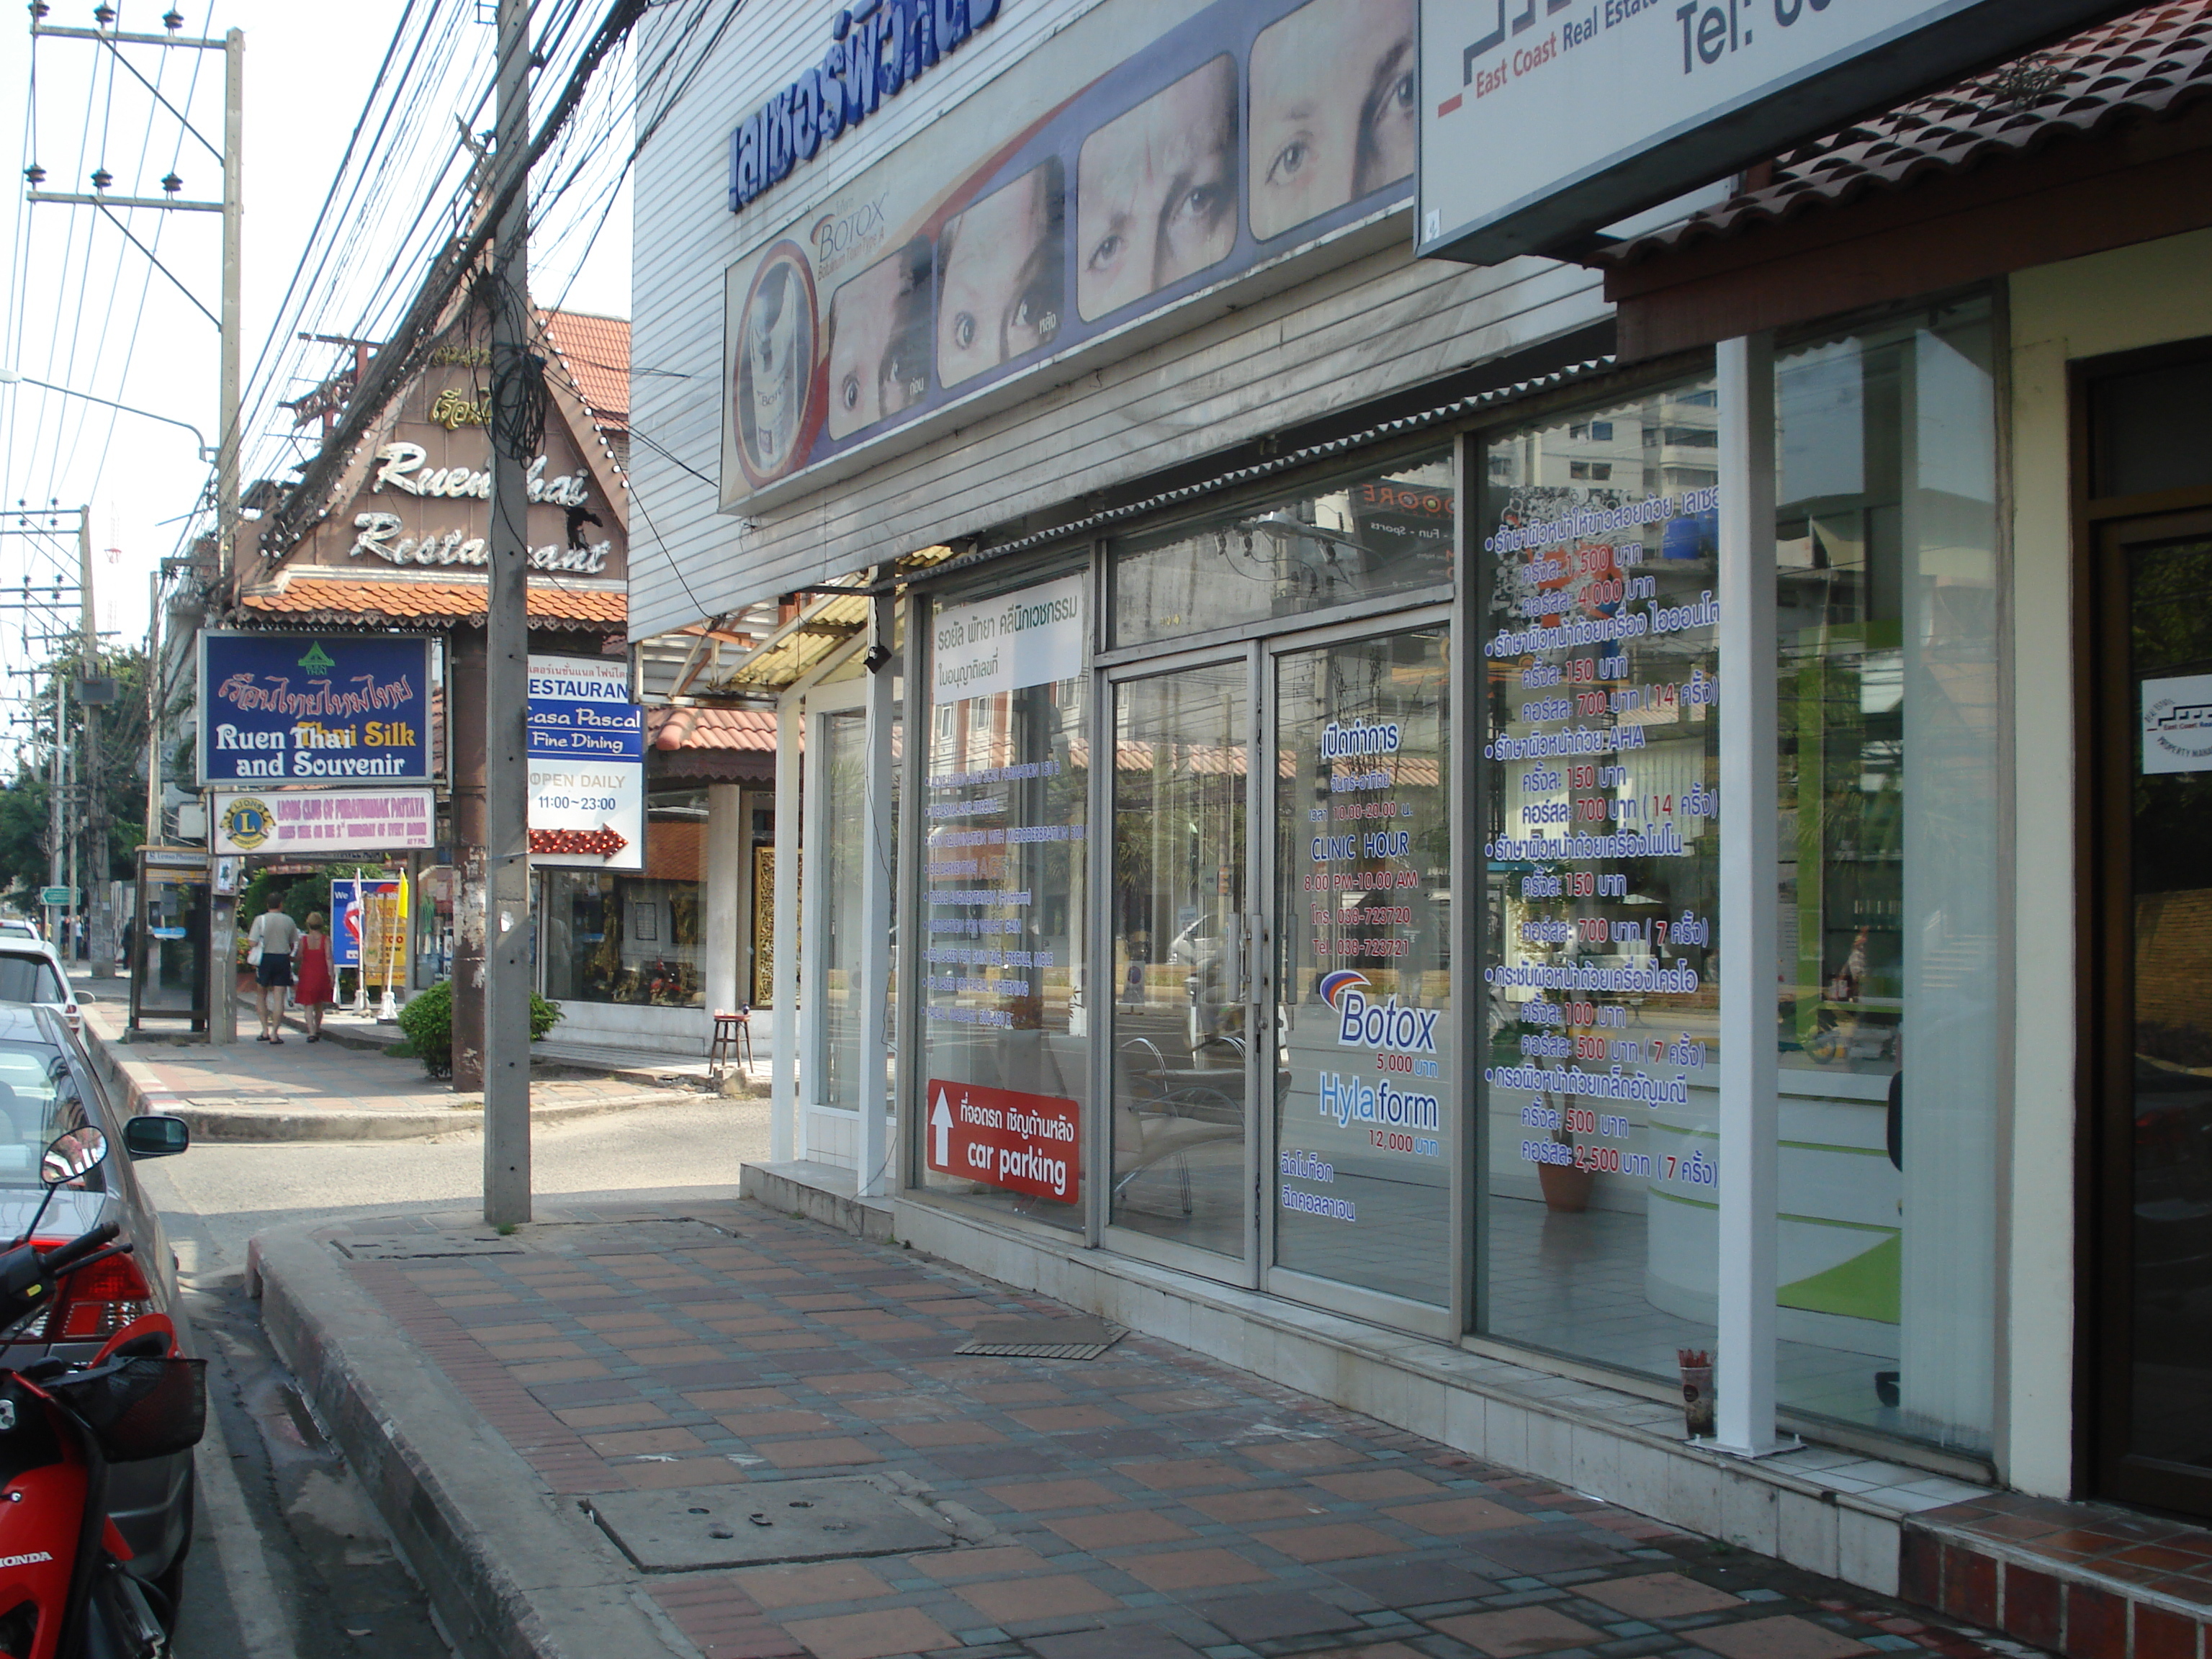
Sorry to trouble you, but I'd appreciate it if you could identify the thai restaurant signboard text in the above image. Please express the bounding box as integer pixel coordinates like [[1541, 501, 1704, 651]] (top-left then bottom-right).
[[199, 632, 435, 786], [1416, 0, 2123, 263], [527, 654, 646, 871], [721, 0, 1419, 509]]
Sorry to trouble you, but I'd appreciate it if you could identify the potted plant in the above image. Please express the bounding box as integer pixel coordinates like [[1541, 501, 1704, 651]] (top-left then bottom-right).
[[1536, 1092, 1596, 1213]]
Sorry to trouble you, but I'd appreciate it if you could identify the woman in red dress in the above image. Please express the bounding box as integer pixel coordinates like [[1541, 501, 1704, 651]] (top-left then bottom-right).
[[295, 911, 336, 1041]]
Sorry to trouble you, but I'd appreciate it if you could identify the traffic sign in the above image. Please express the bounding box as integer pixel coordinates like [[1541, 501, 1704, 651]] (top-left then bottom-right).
[[39, 886, 73, 906]]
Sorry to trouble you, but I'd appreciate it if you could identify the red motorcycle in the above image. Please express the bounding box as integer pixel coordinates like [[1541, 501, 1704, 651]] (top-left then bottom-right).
[[0, 1128, 204, 1659]]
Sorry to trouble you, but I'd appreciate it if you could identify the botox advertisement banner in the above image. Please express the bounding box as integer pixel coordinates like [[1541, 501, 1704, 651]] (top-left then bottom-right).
[[721, 0, 1415, 508]]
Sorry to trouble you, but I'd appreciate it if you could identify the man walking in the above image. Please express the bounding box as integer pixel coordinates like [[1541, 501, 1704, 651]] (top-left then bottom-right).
[[248, 895, 300, 1044]]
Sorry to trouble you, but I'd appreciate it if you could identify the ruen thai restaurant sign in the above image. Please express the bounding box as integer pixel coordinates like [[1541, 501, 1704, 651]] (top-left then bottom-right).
[[721, 0, 1418, 509], [199, 632, 435, 786], [275, 336, 628, 585]]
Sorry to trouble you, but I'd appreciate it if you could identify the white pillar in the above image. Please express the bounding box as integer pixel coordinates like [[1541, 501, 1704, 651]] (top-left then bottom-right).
[[1714, 332, 1782, 1457], [703, 783, 743, 1039], [770, 691, 802, 1164], [855, 593, 896, 1199]]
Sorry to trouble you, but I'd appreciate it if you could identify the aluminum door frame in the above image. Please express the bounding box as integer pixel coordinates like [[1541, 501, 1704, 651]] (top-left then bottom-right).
[[1096, 640, 1267, 1290]]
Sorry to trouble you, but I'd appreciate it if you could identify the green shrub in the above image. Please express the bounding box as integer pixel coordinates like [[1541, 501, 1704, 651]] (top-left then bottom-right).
[[395, 980, 563, 1080]]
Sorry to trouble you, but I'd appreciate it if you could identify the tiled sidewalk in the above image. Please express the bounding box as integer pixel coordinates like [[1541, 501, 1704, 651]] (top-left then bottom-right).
[[315, 1201, 2040, 1659], [88, 1001, 683, 1123]]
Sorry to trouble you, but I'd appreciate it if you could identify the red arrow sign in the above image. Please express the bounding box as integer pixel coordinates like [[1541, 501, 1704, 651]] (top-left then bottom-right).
[[925, 1079, 1080, 1204]]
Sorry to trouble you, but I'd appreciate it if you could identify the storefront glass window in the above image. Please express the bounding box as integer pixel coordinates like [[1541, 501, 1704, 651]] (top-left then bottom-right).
[[918, 574, 1090, 1233], [1274, 627, 1452, 1305], [1478, 382, 1724, 1385], [541, 791, 710, 1007], [1775, 297, 2000, 1453], [1111, 451, 1453, 647]]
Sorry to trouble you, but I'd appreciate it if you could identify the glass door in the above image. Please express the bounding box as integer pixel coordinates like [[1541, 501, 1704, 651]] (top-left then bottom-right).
[[2095, 508, 2212, 1516], [1266, 621, 1455, 1332], [1107, 658, 1256, 1272]]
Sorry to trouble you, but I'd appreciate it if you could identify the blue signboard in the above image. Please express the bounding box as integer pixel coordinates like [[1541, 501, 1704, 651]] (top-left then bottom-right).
[[526, 655, 644, 760], [331, 878, 363, 969], [199, 631, 435, 786]]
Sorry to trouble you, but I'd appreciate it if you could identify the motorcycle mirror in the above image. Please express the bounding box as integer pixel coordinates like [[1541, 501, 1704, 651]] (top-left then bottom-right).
[[40, 1125, 107, 1187]]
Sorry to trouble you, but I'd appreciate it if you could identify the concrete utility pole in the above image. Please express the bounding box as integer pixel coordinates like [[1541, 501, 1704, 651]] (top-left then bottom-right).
[[76, 508, 109, 978], [482, 0, 533, 1226], [21, 14, 242, 1025]]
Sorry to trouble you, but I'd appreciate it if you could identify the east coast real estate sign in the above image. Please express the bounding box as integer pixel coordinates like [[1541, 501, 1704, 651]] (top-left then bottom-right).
[[1416, 0, 2127, 263]]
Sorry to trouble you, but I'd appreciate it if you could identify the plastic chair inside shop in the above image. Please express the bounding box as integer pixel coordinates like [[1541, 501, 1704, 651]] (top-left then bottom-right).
[[709, 1007, 752, 1074]]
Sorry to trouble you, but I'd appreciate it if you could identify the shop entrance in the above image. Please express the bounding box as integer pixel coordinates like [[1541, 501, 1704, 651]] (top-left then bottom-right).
[[2091, 506, 2212, 1517], [1105, 613, 1453, 1333]]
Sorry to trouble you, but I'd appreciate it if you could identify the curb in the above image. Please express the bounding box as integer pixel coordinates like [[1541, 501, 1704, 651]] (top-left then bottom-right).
[[250, 1224, 698, 1659], [82, 1025, 691, 1142]]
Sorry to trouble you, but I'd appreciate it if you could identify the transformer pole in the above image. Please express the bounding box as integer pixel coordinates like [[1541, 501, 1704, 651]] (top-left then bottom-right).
[[482, 0, 533, 1226]]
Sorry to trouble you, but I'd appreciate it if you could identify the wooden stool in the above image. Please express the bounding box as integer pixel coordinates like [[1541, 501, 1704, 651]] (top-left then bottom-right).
[[709, 1007, 752, 1073]]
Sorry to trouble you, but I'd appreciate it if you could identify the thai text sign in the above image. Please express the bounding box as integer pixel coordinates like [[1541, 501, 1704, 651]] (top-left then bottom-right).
[[1417, 0, 2117, 262], [210, 788, 436, 856], [199, 632, 434, 785], [722, 0, 1416, 508], [932, 574, 1085, 703], [925, 1079, 1080, 1203]]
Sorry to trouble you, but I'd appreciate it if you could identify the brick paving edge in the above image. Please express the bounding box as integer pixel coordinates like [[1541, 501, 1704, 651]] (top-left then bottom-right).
[[81, 1023, 687, 1141], [248, 1222, 701, 1659]]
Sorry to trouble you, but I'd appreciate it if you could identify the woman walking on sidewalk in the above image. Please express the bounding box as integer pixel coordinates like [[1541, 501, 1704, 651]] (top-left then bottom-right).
[[248, 895, 299, 1044], [295, 911, 334, 1042]]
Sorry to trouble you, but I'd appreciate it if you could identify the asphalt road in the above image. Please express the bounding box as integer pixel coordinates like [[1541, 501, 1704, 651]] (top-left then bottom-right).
[[139, 1096, 773, 1658]]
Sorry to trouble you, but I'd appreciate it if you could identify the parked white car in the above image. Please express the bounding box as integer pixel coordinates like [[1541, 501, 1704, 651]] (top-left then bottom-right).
[[0, 940, 87, 1034], [0, 917, 41, 943]]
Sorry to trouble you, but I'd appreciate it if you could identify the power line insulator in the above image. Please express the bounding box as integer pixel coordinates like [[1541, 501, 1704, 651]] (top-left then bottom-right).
[[22, 164, 43, 186], [91, 4, 114, 24], [161, 8, 182, 27], [89, 168, 112, 192], [160, 173, 183, 195]]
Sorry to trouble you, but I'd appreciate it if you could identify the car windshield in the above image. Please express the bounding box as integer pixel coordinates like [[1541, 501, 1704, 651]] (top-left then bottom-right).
[[0, 957, 60, 1005], [0, 1040, 99, 1190]]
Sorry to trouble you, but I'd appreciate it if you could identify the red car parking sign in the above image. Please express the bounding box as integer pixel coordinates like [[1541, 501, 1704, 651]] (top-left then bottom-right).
[[925, 1080, 1080, 1204]]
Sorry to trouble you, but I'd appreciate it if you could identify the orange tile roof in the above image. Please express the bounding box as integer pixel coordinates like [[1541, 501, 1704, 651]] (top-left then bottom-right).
[[1600, 1, 2212, 267], [239, 577, 626, 627], [539, 309, 629, 425], [647, 706, 776, 754]]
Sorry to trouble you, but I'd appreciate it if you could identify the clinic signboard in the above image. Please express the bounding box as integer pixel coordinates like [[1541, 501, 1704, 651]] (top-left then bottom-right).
[[1416, 0, 2123, 263], [527, 655, 645, 871], [199, 632, 434, 786], [721, 0, 1417, 509]]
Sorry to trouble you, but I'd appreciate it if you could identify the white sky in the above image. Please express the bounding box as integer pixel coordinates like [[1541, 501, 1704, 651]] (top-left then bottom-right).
[[0, 2, 631, 757]]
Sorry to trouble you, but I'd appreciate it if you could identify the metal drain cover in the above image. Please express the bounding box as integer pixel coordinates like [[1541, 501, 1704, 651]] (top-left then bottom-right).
[[328, 1233, 528, 1261], [956, 1316, 1123, 1359], [588, 1478, 955, 1570]]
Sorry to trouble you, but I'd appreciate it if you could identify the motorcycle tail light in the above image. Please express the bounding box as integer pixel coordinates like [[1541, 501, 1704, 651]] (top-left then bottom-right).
[[20, 1245, 153, 1342]]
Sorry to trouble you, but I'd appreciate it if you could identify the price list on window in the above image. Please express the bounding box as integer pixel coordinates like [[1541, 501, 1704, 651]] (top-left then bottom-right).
[[1480, 466, 1725, 1203]]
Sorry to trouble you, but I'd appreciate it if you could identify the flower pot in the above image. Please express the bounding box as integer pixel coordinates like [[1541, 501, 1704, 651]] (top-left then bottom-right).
[[1537, 1160, 1596, 1213], [1680, 1364, 1716, 1438]]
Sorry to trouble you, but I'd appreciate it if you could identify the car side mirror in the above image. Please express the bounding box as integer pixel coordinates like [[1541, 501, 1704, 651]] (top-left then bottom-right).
[[75, 991, 96, 1003], [123, 1115, 190, 1160], [42, 1125, 107, 1184]]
